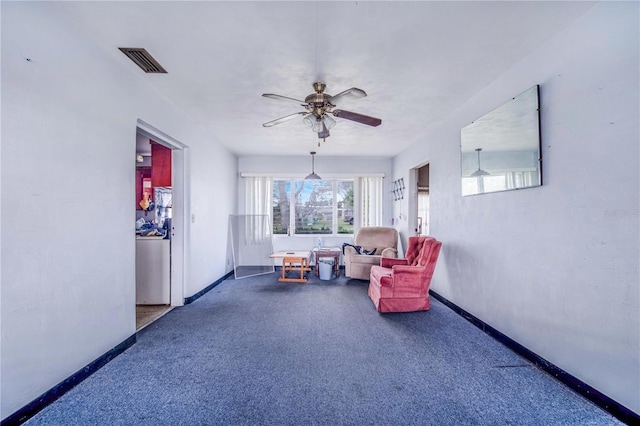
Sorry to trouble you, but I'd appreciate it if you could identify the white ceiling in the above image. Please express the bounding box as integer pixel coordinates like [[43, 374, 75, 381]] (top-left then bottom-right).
[[60, 1, 595, 158]]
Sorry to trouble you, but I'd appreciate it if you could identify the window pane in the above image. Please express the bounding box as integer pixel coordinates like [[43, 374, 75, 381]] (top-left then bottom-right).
[[272, 180, 290, 234], [294, 180, 333, 235], [337, 180, 354, 234], [271, 178, 355, 236]]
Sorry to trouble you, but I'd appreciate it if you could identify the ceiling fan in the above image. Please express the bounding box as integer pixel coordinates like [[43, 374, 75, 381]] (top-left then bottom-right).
[[262, 82, 382, 142]]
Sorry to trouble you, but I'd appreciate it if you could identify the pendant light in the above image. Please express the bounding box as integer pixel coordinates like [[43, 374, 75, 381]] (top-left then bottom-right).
[[305, 151, 321, 180], [470, 148, 490, 177]]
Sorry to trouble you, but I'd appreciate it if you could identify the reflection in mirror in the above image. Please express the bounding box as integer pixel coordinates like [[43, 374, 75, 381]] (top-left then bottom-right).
[[461, 85, 541, 196]]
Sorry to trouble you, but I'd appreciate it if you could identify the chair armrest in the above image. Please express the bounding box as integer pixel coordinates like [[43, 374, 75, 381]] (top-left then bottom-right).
[[381, 247, 398, 258], [380, 257, 408, 268], [390, 265, 427, 284], [344, 246, 358, 259]]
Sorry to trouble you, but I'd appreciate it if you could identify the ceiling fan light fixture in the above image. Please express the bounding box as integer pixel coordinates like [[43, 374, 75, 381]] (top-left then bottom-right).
[[318, 122, 330, 139], [323, 114, 336, 129], [302, 115, 314, 128], [311, 117, 323, 133], [305, 151, 322, 180]]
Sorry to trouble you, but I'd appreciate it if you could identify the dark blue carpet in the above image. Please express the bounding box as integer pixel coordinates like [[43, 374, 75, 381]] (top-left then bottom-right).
[[26, 273, 621, 425]]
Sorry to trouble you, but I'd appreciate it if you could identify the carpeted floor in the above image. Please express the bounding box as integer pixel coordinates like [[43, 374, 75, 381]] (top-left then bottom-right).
[[26, 273, 622, 425]]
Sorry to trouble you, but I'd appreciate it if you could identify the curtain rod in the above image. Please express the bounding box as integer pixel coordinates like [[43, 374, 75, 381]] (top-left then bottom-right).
[[240, 172, 385, 178]]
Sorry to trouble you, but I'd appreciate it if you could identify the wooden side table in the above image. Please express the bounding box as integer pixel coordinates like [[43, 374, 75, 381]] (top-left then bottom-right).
[[270, 250, 312, 283], [313, 247, 342, 278]]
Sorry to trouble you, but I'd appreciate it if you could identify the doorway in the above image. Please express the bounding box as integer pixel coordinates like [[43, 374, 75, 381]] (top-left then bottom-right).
[[417, 164, 429, 236], [135, 120, 188, 330], [409, 163, 429, 237]]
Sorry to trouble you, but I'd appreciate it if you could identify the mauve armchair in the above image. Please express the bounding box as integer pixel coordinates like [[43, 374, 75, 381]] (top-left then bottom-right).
[[368, 236, 442, 313]]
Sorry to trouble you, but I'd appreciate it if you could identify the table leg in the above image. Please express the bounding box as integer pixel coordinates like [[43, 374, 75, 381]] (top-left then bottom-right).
[[279, 257, 310, 283]]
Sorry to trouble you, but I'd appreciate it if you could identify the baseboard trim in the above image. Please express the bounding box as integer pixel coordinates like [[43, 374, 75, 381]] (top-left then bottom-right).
[[429, 290, 639, 425], [184, 271, 234, 305], [2, 334, 137, 426]]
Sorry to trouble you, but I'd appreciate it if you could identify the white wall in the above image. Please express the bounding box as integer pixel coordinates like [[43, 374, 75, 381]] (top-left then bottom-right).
[[0, 2, 236, 419], [238, 155, 394, 253], [185, 136, 237, 292], [393, 2, 639, 414]]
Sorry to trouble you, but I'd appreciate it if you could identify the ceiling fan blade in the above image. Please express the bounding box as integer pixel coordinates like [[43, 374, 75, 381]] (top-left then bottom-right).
[[333, 109, 382, 127], [329, 87, 367, 105], [262, 112, 307, 127], [262, 93, 306, 105]]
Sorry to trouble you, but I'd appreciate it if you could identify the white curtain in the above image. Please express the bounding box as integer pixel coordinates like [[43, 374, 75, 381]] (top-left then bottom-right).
[[243, 177, 272, 243], [229, 214, 274, 279], [245, 177, 272, 217], [359, 176, 383, 227]]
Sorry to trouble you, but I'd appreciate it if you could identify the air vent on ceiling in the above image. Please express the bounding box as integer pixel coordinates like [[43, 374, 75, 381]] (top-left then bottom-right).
[[118, 47, 167, 73]]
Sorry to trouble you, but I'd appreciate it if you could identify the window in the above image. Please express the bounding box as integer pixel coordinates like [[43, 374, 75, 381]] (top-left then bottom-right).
[[272, 179, 354, 235], [244, 175, 382, 234]]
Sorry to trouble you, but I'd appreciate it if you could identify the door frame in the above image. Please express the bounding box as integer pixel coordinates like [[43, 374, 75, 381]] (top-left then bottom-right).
[[136, 119, 189, 307]]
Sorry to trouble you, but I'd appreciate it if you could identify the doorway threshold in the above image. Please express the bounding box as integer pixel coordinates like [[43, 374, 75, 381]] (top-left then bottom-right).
[[136, 305, 173, 331]]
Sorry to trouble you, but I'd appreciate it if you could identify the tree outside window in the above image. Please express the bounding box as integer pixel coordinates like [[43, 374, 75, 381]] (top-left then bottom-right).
[[272, 180, 292, 235], [272, 179, 354, 235]]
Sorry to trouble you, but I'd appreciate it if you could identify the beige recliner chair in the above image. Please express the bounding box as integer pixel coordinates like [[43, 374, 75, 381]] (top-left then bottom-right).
[[344, 227, 398, 280]]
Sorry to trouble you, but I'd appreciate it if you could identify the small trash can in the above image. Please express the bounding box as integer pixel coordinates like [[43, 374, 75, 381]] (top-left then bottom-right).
[[318, 258, 334, 280]]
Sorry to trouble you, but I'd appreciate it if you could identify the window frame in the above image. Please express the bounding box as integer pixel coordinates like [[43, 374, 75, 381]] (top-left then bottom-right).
[[273, 177, 355, 236]]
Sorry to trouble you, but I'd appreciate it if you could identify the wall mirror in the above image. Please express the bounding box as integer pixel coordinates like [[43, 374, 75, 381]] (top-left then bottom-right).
[[461, 85, 541, 196]]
